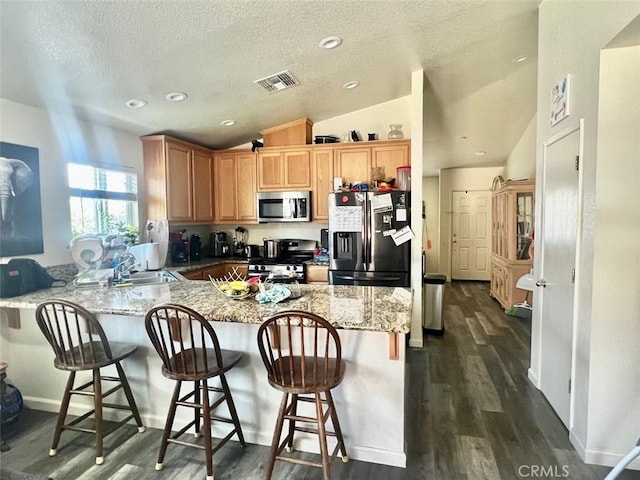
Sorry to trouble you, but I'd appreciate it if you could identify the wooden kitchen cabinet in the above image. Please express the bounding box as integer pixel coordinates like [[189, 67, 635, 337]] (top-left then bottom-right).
[[306, 264, 329, 284], [181, 269, 204, 280], [490, 179, 535, 310], [257, 148, 312, 191], [333, 146, 371, 186], [311, 147, 334, 221], [142, 135, 215, 223], [214, 150, 257, 223], [332, 140, 410, 188], [201, 264, 226, 280], [372, 141, 410, 181], [224, 262, 248, 278]]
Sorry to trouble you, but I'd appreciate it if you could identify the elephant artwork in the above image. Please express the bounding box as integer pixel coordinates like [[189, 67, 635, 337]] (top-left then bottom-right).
[[0, 142, 44, 257], [0, 157, 33, 239]]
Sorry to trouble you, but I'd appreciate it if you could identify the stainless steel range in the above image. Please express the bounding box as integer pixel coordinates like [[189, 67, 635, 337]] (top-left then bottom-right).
[[248, 239, 316, 283]]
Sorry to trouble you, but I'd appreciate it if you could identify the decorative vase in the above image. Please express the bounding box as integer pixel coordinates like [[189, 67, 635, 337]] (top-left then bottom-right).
[[387, 124, 404, 140]]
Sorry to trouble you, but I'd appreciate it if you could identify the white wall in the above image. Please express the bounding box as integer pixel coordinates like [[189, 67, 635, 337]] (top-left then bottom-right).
[[504, 114, 536, 181], [422, 176, 440, 273], [0, 99, 142, 266], [534, 0, 640, 467], [312, 96, 411, 142], [588, 44, 640, 467], [438, 166, 504, 279]]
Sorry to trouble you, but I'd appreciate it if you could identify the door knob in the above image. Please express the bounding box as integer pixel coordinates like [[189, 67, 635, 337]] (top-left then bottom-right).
[[535, 279, 547, 288]]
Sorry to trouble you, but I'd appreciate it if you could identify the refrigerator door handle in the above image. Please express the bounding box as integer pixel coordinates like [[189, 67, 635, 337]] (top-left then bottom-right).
[[364, 196, 371, 265]]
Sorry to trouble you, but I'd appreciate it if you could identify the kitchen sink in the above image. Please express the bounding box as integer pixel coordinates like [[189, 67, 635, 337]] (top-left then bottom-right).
[[74, 269, 179, 288], [114, 271, 179, 286]]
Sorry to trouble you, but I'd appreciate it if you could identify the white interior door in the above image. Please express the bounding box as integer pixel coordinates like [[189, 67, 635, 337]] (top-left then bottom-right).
[[451, 190, 491, 280], [538, 126, 580, 428]]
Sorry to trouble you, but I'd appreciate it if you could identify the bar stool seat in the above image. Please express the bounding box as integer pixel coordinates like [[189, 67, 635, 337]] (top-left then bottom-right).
[[35, 300, 145, 465], [257, 310, 349, 480], [145, 303, 245, 480]]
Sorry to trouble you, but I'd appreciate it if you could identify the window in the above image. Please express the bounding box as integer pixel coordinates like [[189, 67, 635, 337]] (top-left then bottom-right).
[[68, 163, 138, 238]]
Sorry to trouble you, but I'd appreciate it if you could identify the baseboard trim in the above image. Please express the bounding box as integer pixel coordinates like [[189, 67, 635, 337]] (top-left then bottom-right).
[[527, 367, 540, 389], [23, 396, 407, 468]]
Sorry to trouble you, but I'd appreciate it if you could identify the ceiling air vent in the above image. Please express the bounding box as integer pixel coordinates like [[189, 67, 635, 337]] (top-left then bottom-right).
[[254, 70, 300, 93]]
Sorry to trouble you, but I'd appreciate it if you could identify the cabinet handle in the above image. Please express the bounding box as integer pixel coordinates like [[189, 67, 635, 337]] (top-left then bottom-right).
[[535, 279, 547, 288]]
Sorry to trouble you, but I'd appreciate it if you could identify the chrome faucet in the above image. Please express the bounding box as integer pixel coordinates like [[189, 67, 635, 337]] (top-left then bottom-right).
[[113, 252, 138, 283]]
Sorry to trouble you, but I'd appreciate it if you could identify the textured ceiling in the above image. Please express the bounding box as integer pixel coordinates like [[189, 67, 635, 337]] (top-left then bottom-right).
[[0, 0, 540, 176]]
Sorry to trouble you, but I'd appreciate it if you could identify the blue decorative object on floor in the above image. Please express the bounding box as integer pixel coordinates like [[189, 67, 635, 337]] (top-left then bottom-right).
[[0, 363, 23, 424]]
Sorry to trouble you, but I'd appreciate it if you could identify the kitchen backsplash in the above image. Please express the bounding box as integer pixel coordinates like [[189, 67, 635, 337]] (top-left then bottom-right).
[[170, 223, 328, 248]]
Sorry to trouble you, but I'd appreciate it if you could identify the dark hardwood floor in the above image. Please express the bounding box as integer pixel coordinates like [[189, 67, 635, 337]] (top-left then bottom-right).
[[1, 281, 638, 479]]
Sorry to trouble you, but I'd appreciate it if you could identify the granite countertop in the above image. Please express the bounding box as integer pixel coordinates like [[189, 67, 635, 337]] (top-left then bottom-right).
[[0, 266, 413, 334]]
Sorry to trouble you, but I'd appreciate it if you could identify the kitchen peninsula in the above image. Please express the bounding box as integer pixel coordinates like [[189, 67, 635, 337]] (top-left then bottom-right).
[[0, 272, 412, 467]]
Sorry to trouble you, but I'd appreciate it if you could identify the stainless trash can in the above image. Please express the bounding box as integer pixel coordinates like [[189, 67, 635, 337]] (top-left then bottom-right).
[[422, 274, 447, 334]]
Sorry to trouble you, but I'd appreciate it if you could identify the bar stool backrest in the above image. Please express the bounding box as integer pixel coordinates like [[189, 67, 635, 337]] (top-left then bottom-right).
[[145, 303, 224, 377], [257, 311, 343, 391], [36, 299, 112, 368]]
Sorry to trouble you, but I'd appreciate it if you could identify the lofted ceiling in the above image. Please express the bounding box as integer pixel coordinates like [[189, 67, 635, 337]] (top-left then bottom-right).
[[0, 0, 540, 177]]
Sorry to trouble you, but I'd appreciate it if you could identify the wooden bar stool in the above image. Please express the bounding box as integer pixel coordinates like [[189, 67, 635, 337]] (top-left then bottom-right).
[[145, 303, 245, 480], [257, 310, 349, 480], [35, 300, 145, 465]]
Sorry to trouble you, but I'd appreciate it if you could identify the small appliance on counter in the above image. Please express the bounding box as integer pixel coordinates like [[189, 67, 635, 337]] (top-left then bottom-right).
[[244, 244, 260, 258], [189, 234, 202, 261], [234, 226, 248, 255], [209, 231, 230, 257], [170, 230, 189, 263]]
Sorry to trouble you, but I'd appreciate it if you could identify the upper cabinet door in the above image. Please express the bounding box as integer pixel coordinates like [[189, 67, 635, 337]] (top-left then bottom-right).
[[312, 148, 334, 221], [283, 150, 312, 189], [257, 151, 283, 190], [214, 154, 237, 222], [334, 147, 371, 187], [236, 153, 257, 222], [165, 142, 193, 222], [372, 142, 410, 180], [192, 149, 215, 222]]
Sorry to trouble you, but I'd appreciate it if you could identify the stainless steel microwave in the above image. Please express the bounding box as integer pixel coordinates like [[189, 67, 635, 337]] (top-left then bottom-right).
[[257, 191, 311, 223]]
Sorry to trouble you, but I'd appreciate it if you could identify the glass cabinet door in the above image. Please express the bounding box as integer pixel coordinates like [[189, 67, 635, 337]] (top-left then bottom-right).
[[515, 192, 534, 260]]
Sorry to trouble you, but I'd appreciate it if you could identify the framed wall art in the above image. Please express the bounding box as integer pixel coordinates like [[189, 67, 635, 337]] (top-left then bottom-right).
[[550, 74, 571, 126], [0, 142, 44, 257]]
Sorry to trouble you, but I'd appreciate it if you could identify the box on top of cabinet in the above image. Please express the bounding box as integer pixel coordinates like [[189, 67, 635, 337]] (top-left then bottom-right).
[[261, 118, 313, 146]]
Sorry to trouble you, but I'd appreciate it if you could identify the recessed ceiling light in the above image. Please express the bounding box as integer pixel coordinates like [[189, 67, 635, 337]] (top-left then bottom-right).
[[319, 36, 342, 49], [513, 55, 528, 63], [474, 151, 487, 156], [165, 92, 188, 102], [343, 81, 359, 90], [220, 120, 236, 127], [125, 99, 148, 109]]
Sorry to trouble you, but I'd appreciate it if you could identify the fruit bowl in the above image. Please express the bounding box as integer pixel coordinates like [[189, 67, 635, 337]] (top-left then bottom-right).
[[208, 268, 261, 300]]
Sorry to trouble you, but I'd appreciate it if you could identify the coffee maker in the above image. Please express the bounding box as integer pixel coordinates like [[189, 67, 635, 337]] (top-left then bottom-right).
[[170, 231, 189, 263], [189, 234, 202, 261], [209, 231, 230, 257]]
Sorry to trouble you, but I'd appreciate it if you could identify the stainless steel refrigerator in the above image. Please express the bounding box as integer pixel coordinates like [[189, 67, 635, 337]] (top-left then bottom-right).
[[329, 191, 411, 286]]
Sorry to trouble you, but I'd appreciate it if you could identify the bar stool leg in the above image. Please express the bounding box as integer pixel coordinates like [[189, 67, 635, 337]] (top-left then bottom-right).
[[50, 371, 76, 457], [326, 390, 349, 462], [156, 380, 182, 471], [201, 379, 214, 480], [114, 362, 145, 432], [266, 392, 289, 480], [285, 394, 298, 453], [194, 380, 202, 437], [219, 373, 245, 446], [314, 393, 331, 480], [93, 369, 104, 465]]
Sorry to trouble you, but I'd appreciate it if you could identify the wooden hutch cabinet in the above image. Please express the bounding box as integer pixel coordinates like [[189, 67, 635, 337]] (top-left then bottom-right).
[[490, 179, 535, 310]]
